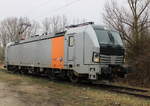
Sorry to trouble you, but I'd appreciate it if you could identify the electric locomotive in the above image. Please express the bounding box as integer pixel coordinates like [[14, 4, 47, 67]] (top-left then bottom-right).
[[5, 22, 127, 83]]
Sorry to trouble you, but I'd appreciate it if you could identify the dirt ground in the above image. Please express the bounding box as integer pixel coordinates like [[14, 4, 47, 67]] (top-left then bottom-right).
[[0, 82, 58, 106], [0, 82, 26, 106], [0, 70, 150, 106]]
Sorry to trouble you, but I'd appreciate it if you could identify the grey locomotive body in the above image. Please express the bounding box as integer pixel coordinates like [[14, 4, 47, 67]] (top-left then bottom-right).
[[5, 22, 127, 82]]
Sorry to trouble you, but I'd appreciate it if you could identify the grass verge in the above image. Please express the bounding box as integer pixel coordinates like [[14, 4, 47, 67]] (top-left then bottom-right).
[[0, 69, 150, 106]]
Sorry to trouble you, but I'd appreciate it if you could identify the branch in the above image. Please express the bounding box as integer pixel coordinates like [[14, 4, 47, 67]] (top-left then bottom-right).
[[138, 0, 150, 18]]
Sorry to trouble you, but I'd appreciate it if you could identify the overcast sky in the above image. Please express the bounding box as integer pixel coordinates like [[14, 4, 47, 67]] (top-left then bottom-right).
[[0, 0, 126, 24]]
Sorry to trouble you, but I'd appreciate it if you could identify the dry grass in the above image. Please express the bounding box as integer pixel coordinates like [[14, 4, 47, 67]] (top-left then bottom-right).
[[0, 69, 150, 106]]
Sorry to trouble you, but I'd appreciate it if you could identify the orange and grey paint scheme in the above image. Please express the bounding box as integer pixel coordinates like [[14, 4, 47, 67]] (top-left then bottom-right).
[[51, 36, 64, 69]]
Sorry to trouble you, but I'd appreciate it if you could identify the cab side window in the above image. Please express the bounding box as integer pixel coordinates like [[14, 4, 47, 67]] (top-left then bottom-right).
[[68, 36, 74, 47]]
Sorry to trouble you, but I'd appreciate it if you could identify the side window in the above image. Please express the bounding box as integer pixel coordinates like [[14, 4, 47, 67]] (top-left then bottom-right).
[[68, 36, 74, 47]]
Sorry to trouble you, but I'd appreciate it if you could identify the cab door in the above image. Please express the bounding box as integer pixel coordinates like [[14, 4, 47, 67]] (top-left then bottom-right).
[[67, 36, 75, 61]]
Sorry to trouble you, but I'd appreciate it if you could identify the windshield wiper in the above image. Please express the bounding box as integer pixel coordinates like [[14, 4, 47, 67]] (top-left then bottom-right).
[[108, 32, 115, 44]]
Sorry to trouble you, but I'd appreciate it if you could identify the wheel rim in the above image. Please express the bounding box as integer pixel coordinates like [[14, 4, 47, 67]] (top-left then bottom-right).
[[20, 70, 28, 74], [68, 71, 79, 83], [48, 71, 56, 80]]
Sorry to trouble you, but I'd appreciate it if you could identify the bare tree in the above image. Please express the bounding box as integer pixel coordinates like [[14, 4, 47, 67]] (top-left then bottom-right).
[[103, 0, 150, 85], [0, 17, 40, 52], [42, 15, 68, 34], [103, 0, 150, 45], [0, 46, 4, 61], [0, 26, 8, 48], [23, 20, 40, 39], [0, 17, 30, 43], [42, 17, 51, 33]]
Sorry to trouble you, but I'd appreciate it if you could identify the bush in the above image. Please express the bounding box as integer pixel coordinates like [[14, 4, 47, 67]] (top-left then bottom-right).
[[0, 46, 4, 63], [125, 36, 150, 87]]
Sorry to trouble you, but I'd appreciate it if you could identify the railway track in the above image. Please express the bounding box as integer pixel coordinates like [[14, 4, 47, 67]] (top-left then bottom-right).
[[95, 84, 150, 99]]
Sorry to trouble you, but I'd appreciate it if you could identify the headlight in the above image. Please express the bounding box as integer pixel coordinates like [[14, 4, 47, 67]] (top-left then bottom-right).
[[93, 52, 100, 63], [124, 57, 126, 63]]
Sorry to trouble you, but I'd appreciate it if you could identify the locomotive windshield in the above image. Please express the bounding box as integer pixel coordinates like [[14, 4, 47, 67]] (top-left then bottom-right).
[[94, 28, 123, 46]]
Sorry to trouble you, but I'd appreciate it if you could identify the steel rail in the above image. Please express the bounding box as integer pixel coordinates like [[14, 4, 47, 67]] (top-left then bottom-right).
[[95, 84, 150, 99], [97, 84, 148, 92]]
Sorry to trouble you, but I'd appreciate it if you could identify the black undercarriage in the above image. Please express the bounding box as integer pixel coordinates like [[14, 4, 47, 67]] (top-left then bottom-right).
[[6, 64, 128, 83]]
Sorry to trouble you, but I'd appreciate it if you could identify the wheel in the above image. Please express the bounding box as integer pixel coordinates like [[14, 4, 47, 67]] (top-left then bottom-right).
[[48, 70, 56, 81], [67, 71, 80, 83], [8, 66, 19, 74], [20, 69, 28, 75]]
